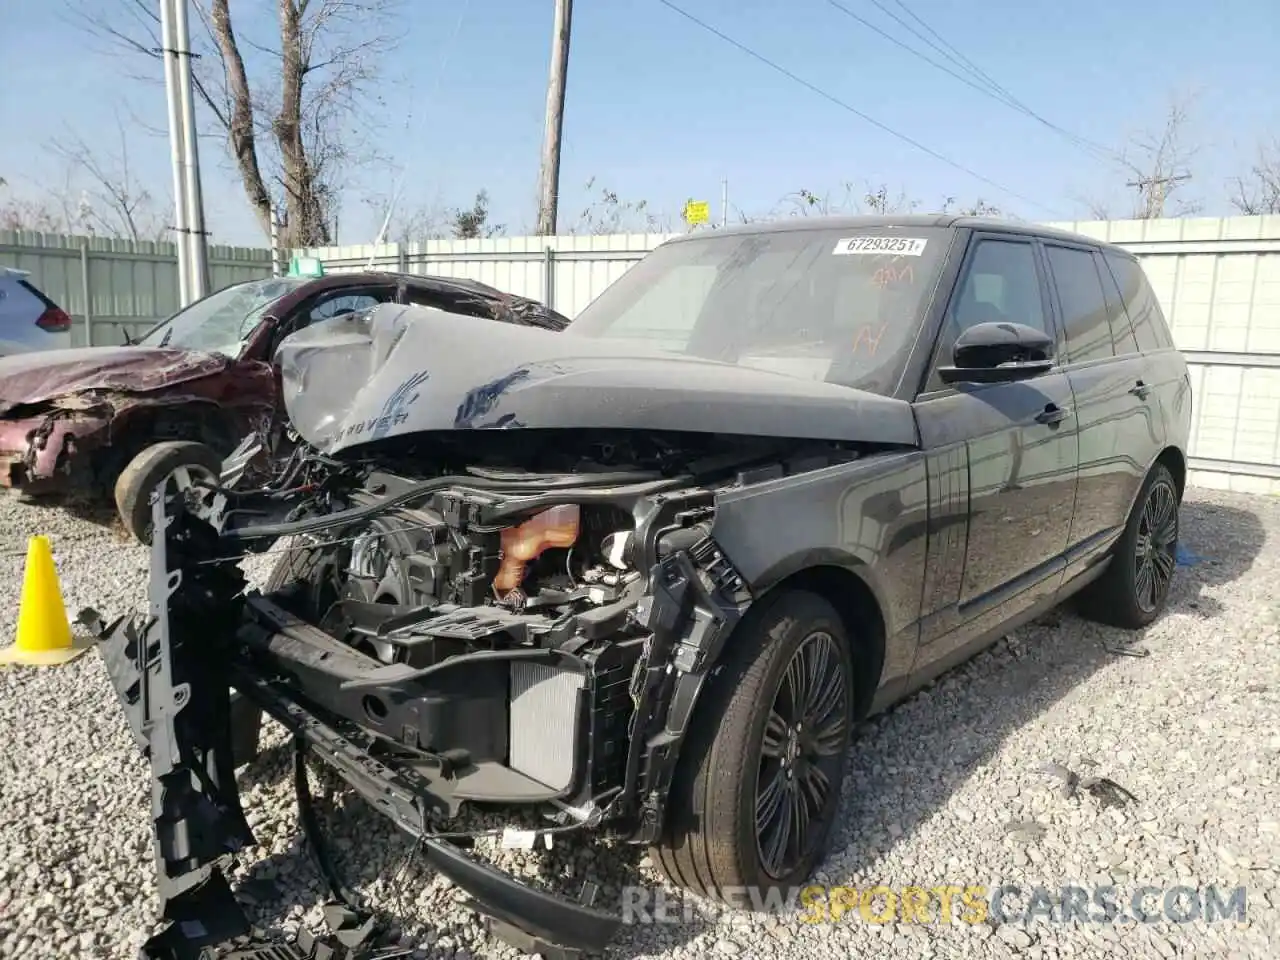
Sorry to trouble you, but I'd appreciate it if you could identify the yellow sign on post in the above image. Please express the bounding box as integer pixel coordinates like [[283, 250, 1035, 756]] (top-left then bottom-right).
[[683, 200, 710, 226]]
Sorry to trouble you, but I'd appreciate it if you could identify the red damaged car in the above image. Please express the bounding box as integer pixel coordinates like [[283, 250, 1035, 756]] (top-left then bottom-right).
[[0, 270, 569, 541]]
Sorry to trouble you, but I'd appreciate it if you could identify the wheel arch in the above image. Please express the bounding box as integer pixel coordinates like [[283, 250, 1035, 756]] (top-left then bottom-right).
[[1154, 445, 1186, 501], [123, 398, 248, 451], [743, 561, 888, 723], [93, 398, 258, 485]]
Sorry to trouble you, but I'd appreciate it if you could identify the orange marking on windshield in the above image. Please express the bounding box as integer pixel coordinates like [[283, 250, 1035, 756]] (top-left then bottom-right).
[[852, 322, 888, 356], [872, 264, 914, 287]]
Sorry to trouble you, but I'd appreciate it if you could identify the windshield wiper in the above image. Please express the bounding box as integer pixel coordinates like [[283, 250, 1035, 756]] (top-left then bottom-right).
[[158, 327, 174, 347]]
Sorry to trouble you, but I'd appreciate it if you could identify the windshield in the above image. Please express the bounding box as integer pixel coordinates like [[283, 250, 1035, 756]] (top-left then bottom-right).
[[565, 226, 953, 395], [138, 277, 310, 355]]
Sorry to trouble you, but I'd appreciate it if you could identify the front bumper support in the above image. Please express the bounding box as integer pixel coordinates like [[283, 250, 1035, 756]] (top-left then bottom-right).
[[86, 492, 621, 959]]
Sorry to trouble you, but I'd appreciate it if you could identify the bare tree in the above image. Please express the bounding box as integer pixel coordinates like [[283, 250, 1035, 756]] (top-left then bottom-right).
[[359, 193, 449, 244], [72, 0, 400, 247], [1, 140, 165, 240], [571, 178, 670, 234], [358, 189, 508, 244], [46, 117, 168, 242], [862, 184, 921, 215], [1, 169, 77, 233], [0, 195, 70, 233], [938, 196, 1004, 218], [1230, 138, 1280, 215], [778, 184, 855, 217], [1092, 94, 1202, 219], [779, 182, 919, 217]]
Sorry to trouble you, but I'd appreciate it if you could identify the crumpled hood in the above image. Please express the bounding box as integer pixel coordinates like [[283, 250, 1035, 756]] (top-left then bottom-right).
[[0, 346, 237, 415], [276, 303, 919, 455]]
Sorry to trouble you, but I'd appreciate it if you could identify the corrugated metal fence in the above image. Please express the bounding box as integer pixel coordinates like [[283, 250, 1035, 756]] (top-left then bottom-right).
[[1041, 217, 1280, 494], [0, 229, 273, 346], [3, 217, 1279, 492]]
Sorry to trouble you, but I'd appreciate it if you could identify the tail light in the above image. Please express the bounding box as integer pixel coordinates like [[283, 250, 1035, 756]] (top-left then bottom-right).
[[35, 307, 72, 333]]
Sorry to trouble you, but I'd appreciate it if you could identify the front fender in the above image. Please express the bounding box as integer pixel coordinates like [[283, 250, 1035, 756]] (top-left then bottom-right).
[[709, 450, 930, 644]]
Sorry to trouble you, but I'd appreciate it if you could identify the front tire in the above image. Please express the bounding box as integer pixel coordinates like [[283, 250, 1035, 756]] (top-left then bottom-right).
[[1080, 463, 1180, 629], [652, 590, 856, 899], [114, 440, 223, 544]]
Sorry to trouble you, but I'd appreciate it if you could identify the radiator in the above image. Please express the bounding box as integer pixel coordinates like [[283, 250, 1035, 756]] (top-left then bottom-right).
[[508, 662, 584, 791]]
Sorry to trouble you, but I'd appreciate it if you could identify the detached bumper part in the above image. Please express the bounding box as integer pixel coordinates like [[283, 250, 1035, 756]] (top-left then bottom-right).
[[136, 877, 392, 960], [86, 494, 621, 959], [235, 671, 621, 958]]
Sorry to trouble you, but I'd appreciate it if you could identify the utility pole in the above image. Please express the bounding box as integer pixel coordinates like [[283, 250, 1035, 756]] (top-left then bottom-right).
[[173, 0, 209, 300], [721, 179, 729, 227], [160, 0, 190, 306], [1126, 173, 1190, 219], [535, 0, 572, 236]]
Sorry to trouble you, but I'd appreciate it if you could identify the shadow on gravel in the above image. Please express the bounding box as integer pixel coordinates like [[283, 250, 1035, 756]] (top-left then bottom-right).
[[1165, 497, 1267, 618], [222, 496, 1268, 958]]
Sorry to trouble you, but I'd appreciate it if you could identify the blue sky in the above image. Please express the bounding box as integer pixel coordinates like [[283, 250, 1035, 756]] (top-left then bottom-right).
[[1, 0, 1277, 246]]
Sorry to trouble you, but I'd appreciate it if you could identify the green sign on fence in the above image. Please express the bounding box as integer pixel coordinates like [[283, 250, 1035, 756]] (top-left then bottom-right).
[[288, 256, 325, 278]]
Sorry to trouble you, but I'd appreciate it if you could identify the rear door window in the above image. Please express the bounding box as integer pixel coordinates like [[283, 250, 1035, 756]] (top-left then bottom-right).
[[1045, 245, 1115, 364]]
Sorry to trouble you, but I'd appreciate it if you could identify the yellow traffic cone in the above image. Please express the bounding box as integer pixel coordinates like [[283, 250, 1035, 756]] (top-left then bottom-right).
[[0, 535, 92, 667]]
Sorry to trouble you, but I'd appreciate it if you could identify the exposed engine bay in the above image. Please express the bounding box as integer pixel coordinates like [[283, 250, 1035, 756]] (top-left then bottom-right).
[[226, 429, 768, 819], [86, 424, 869, 958]]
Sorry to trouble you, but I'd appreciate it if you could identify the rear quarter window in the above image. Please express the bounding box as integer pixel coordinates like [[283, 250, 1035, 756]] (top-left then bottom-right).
[[1094, 251, 1140, 355], [1104, 252, 1171, 352]]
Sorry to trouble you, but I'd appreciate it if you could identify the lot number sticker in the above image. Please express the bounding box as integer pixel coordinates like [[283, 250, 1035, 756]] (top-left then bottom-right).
[[833, 236, 928, 256]]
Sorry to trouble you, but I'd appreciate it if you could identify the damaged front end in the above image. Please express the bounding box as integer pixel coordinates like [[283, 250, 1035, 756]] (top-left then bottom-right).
[[85, 426, 773, 958], [0, 396, 112, 493], [0, 346, 274, 496], [81, 295, 913, 956]]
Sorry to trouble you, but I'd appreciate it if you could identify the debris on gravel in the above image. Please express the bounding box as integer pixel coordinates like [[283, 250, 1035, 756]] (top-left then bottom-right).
[[1, 488, 1277, 959]]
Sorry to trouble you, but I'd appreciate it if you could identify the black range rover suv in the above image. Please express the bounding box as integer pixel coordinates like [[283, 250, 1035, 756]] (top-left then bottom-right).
[[87, 215, 1190, 959]]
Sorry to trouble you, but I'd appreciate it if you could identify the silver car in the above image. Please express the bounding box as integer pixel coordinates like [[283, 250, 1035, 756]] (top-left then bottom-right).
[[0, 267, 72, 356]]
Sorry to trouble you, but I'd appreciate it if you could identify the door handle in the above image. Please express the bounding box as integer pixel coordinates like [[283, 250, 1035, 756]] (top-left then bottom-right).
[[1129, 380, 1151, 400], [1035, 403, 1070, 425]]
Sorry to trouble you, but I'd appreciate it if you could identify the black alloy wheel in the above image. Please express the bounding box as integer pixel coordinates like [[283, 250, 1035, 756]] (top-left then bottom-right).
[[755, 629, 849, 878], [652, 590, 857, 899], [1078, 461, 1181, 630], [1133, 474, 1179, 615]]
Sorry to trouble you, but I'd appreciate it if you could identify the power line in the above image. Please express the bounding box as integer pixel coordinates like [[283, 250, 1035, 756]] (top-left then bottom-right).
[[865, 0, 1119, 164], [877, 0, 1024, 103], [824, 0, 1022, 108], [654, 0, 1060, 215]]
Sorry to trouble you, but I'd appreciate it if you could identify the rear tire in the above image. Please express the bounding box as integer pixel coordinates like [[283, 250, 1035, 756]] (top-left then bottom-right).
[[114, 440, 223, 545], [652, 590, 856, 900], [1079, 463, 1180, 629]]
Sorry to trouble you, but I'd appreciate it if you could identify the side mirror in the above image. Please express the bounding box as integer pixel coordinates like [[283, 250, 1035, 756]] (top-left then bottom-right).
[[938, 321, 1054, 385]]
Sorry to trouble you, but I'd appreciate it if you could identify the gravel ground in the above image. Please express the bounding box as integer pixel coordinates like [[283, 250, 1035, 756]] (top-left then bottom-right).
[[1, 487, 1277, 960]]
